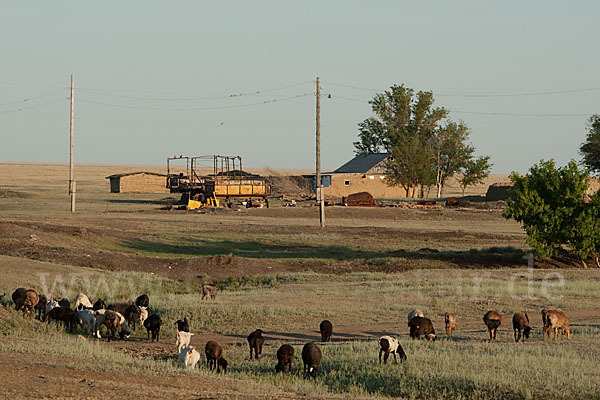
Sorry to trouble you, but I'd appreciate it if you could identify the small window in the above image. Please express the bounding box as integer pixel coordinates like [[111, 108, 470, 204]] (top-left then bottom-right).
[[344, 180, 350, 186]]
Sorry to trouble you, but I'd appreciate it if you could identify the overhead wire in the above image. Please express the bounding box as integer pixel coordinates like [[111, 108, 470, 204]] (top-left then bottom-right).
[[0, 97, 67, 115]]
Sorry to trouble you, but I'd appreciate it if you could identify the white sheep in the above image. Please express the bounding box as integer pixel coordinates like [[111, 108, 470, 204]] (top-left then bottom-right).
[[176, 330, 195, 353], [76, 309, 97, 337], [407, 309, 425, 322], [140, 306, 148, 325], [179, 346, 201, 369], [73, 293, 93, 310]]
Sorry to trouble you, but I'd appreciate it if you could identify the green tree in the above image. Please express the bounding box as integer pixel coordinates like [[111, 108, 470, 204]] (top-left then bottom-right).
[[579, 114, 600, 174], [354, 84, 489, 198], [459, 156, 492, 196], [503, 160, 597, 266]]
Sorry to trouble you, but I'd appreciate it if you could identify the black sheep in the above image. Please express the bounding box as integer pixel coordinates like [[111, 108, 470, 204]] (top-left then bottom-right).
[[247, 329, 265, 360], [135, 294, 149, 309], [46, 306, 77, 332], [275, 344, 294, 373], [124, 304, 142, 330], [107, 302, 130, 315], [92, 298, 107, 311], [144, 314, 162, 342], [57, 298, 70, 309], [205, 340, 227, 372], [302, 343, 322, 378], [319, 320, 333, 342], [174, 317, 190, 332], [408, 316, 436, 341]]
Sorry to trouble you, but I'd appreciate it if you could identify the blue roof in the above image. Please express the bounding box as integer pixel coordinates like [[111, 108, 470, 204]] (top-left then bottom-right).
[[333, 153, 389, 174]]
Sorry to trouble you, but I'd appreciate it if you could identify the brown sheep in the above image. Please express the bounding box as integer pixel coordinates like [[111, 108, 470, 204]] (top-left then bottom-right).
[[35, 294, 48, 321], [247, 329, 264, 360], [483, 310, 502, 341], [544, 309, 572, 341], [275, 344, 294, 373], [107, 302, 131, 315], [320, 320, 333, 342], [541, 307, 560, 337], [205, 340, 227, 372], [512, 312, 532, 343], [444, 312, 456, 336], [21, 290, 39, 319], [202, 284, 218, 300], [101, 310, 120, 342], [302, 343, 322, 378], [408, 316, 436, 341]]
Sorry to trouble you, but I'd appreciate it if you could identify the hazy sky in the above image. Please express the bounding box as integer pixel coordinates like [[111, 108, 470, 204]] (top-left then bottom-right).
[[1, 1, 598, 173]]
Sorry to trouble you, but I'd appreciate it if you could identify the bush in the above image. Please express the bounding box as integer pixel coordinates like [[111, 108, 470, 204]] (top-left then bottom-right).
[[503, 160, 600, 266]]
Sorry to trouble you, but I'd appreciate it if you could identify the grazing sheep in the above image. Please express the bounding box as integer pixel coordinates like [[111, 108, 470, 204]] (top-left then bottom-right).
[[247, 329, 265, 360], [205, 340, 227, 372], [76, 309, 97, 337], [92, 299, 107, 311], [541, 307, 561, 337], [201, 284, 218, 300], [544, 309, 572, 341], [11, 288, 26, 311], [57, 298, 70, 309], [483, 311, 503, 341], [302, 343, 322, 378], [107, 302, 130, 315], [444, 312, 457, 336], [123, 304, 142, 330], [275, 344, 294, 373], [100, 310, 120, 342], [407, 309, 425, 322], [44, 300, 59, 320], [320, 320, 333, 342], [35, 294, 48, 321], [408, 316, 436, 341], [379, 335, 407, 364], [144, 314, 162, 342], [176, 331, 195, 353], [174, 317, 190, 333], [135, 294, 149, 309], [95, 309, 131, 339], [46, 306, 77, 332], [512, 312, 532, 343], [178, 346, 201, 369], [21, 290, 39, 319], [73, 293, 92, 310]]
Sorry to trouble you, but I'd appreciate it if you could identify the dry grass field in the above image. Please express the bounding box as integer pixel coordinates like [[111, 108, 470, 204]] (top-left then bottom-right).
[[1, 162, 599, 399]]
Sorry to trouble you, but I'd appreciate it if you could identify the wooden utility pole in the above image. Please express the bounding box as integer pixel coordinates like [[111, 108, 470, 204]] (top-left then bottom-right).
[[69, 74, 76, 212], [316, 77, 325, 227]]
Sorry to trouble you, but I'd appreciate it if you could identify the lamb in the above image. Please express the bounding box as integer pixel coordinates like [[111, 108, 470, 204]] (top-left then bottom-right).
[[135, 294, 149, 309], [174, 317, 190, 332], [35, 294, 48, 321], [178, 346, 201, 369], [76, 309, 97, 337], [444, 312, 457, 336], [73, 293, 93, 310], [247, 329, 265, 360], [320, 320, 333, 342], [275, 344, 294, 373], [512, 312, 532, 343], [176, 330, 194, 353], [408, 316, 436, 341], [139, 307, 148, 325], [143, 314, 162, 342], [541, 307, 561, 337], [407, 309, 425, 322], [11, 288, 26, 311], [302, 342, 322, 378], [205, 340, 228, 372], [201, 284, 218, 300], [46, 306, 77, 332], [21, 289, 39, 319], [379, 335, 407, 364], [544, 309, 572, 341], [483, 310, 503, 341], [92, 299, 107, 311]]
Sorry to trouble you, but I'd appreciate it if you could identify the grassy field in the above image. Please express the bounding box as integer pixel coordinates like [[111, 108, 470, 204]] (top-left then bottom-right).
[[1, 163, 599, 399]]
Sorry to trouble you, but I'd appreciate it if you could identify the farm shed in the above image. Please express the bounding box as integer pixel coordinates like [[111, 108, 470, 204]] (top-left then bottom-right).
[[106, 172, 169, 194]]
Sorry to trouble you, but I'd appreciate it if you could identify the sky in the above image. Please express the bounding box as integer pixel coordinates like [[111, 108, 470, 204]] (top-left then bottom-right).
[[1, 1, 599, 173]]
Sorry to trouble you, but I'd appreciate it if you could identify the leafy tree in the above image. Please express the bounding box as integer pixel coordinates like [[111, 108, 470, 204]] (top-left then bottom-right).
[[504, 160, 598, 266], [580, 114, 600, 175], [459, 156, 492, 196], [354, 84, 490, 198]]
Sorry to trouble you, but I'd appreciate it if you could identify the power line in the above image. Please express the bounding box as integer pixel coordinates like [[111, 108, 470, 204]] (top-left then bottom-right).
[[0, 97, 67, 115], [77, 92, 314, 111], [0, 89, 68, 106]]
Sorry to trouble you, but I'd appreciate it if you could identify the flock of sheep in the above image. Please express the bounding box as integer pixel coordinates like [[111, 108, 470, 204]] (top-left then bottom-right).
[[7, 286, 573, 378]]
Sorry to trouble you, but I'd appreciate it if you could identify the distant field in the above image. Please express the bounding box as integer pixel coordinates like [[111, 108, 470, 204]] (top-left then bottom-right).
[[0, 162, 598, 399]]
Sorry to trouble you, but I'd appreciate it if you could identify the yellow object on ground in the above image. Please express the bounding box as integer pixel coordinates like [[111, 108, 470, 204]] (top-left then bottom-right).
[[186, 196, 220, 210]]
